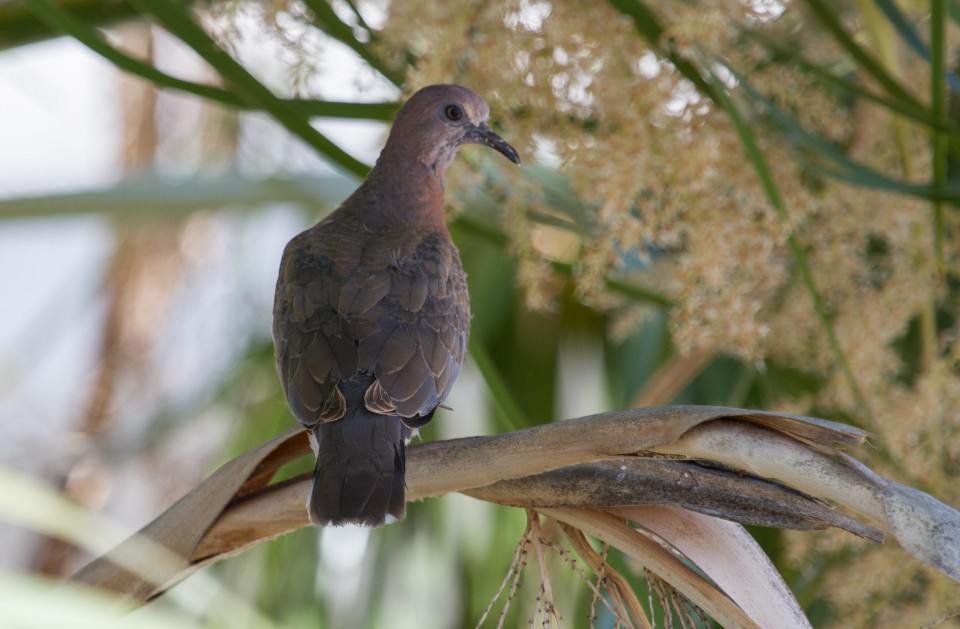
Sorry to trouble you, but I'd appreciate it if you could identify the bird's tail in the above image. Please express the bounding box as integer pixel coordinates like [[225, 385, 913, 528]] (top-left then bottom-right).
[[309, 409, 410, 527]]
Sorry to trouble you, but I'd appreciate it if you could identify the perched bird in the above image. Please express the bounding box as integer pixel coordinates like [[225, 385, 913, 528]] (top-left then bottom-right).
[[273, 85, 520, 527]]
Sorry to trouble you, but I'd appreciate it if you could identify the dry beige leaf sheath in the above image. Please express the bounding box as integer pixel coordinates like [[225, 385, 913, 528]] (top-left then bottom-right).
[[70, 405, 960, 624]]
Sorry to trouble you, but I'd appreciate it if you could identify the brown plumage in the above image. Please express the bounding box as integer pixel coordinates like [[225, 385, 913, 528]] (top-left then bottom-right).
[[273, 85, 520, 526]]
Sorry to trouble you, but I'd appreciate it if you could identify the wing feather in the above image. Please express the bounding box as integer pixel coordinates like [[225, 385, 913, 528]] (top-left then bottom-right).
[[274, 228, 469, 428]]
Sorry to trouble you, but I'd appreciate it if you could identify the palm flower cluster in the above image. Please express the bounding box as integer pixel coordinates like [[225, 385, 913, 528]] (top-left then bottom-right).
[[372, 1, 960, 624]]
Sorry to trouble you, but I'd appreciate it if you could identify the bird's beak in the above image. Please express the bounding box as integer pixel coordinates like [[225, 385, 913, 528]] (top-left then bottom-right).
[[469, 123, 521, 165]]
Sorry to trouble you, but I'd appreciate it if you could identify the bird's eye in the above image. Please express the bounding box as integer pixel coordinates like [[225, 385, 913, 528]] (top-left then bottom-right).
[[444, 104, 464, 122]]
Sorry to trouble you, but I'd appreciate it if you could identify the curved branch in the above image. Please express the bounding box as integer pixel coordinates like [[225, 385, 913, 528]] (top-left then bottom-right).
[[68, 406, 960, 609]]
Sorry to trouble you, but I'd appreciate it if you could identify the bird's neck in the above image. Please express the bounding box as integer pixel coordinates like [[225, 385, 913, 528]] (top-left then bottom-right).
[[357, 146, 449, 230]]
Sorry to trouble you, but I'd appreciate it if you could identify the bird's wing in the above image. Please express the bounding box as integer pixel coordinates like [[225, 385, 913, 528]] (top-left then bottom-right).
[[353, 232, 470, 419], [274, 230, 469, 427], [273, 237, 358, 427]]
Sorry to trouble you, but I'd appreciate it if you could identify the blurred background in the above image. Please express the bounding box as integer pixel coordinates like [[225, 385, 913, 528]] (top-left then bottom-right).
[[1, 0, 959, 626]]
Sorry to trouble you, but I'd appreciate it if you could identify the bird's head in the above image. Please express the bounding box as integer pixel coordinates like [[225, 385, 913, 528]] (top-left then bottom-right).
[[385, 84, 520, 175]]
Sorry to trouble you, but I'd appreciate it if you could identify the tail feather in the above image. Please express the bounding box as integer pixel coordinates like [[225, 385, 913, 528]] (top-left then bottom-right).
[[309, 408, 410, 527]]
